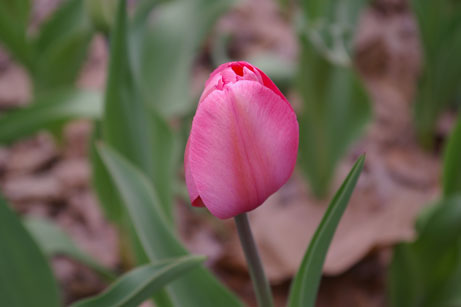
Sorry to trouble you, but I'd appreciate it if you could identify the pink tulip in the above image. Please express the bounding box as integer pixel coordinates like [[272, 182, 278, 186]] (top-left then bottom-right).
[[185, 61, 299, 219]]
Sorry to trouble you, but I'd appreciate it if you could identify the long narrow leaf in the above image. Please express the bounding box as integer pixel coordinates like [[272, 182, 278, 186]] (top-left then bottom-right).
[[288, 155, 365, 307], [98, 143, 243, 307], [100, 0, 175, 222], [71, 256, 205, 307], [0, 89, 102, 144], [442, 116, 461, 197], [0, 196, 60, 307]]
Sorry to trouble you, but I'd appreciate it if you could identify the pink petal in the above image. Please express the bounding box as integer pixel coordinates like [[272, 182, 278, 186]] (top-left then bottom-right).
[[184, 139, 204, 207], [187, 80, 299, 219], [253, 66, 291, 108]]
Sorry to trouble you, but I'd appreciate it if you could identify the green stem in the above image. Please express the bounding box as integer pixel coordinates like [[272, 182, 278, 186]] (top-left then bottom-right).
[[234, 213, 274, 307]]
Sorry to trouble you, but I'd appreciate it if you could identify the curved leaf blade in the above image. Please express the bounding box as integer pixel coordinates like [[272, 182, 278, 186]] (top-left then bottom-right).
[[288, 155, 365, 307], [0, 196, 60, 307], [101, 0, 176, 221], [98, 143, 243, 307], [0, 89, 102, 144], [71, 256, 205, 307]]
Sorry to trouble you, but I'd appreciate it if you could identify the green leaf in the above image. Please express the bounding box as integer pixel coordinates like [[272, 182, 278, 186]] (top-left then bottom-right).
[[129, 0, 235, 117], [388, 242, 423, 307], [98, 143, 243, 307], [296, 0, 369, 198], [24, 217, 116, 281], [297, 43, 370, 197], [70, 256, 205, 307], [389, 196, 461, 307], [0, 89, 102, 144], [288, 155, 365, 307], [32, 0, 93, 93], [0, 0, 33, 69], [0, 196, 60, 307], [411, 0, 461, 148], [99, 0, 176, 222], [299, 0, 368, 65], [443, 116, 461, 197]]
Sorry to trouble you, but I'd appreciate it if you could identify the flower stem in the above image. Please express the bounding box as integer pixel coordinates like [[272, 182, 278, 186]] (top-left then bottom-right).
[[234, 213, 274, 307]]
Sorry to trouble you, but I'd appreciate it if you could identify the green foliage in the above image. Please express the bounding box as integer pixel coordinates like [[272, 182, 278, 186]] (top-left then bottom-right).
[[412, 0, 461, 148], [32, 0, 93, 94], [24, 217, 116, 281], [95, 0, 176, 226], [296, 0, 370, 198], [98, 143, 243, 307], [389, 196, 461, 307], [0, 196, 60, 307], [390, 114, 461, 307], [288, 155, 365, 307], [71, 256, 205, 307], [0, 0, 94, 94], [443, 116, 461, 197], [129, 0, 235, 117], [0, 0, 96, 145], [0, 89, 102, 145], [0, 0, 33, 69]]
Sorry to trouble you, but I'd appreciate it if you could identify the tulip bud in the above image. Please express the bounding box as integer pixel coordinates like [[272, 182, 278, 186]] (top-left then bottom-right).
[[185, 61, 299, 219]]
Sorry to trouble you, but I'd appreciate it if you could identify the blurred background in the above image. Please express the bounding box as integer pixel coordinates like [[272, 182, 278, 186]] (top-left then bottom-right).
[[0, 0, 460, 306]]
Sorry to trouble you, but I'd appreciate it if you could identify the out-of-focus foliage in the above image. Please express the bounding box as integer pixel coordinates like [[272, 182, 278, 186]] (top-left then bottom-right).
[[71, 256, 206, 307], [296, 0, 370, 198], [288, 155, 365, 307], [0, 0, 97, 145], [84, 0, 118, 35], [0, 0, 93, 94], [0, 89, 102, 145], [0, 0, 33, 69], [129, 0, 233, 117], [389, 116, 461, 307], [0, 196, 60, 307], [443, 116, 461, 197], [389, 197, 461, 307], [24, 217, 116, 281], [412, 0, 461, 148], [32, 0, 93, 93]]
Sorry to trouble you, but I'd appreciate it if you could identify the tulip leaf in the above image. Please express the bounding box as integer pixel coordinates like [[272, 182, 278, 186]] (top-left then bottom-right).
[[288, 154, 365, 307], [0, 0, 33, 69], [32, 0, 93, 93], [130, 0, 235, 117], [24, 217, 116, 281], [70, 256, 205, 307], [97, 0, 176, 223], [98, 143, 243, 307], [297, 43, 370, 197], [442, 116, 461, 197], [0, 196, 60, 307], [412, 0, 461, 148], [389, 196, 461, 307], [0, 89, 102, 145]]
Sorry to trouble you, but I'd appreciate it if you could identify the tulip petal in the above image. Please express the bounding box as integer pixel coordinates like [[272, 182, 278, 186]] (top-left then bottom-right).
[[184, 139, 204, 207], [187, 80, 299, 219]]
